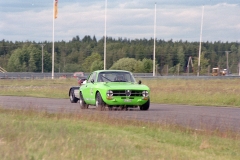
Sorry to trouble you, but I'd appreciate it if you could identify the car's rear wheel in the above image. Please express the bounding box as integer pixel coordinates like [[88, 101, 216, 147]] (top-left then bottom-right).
[[79, 92, 88, 109], [96, 92, 105, 111], [70, 89, 78, 103], [140, 99, 150, 111]]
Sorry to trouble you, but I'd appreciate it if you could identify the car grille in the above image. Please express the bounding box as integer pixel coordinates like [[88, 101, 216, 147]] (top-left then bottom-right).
[[112, 90, 142, 97]]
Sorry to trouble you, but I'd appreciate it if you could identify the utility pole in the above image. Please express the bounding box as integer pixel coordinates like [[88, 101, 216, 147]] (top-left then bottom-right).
[[40, 44, 46, 73], [225, 51, 231, 75], [187, 56, 193, 76]]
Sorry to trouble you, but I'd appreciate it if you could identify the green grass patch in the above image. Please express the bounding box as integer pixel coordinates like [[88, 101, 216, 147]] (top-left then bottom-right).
[[145, 78, 240, 107], [0, 79, 72, 98], [1, 78, 240, 107], [0, 108, 239, 160]]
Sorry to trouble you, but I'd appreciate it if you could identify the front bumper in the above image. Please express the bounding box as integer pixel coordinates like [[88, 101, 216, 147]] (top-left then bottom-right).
[[103, 96, 149, 106]]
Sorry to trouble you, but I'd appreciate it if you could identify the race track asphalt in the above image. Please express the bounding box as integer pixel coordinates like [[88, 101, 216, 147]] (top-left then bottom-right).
[[0, 96, 239, 133]]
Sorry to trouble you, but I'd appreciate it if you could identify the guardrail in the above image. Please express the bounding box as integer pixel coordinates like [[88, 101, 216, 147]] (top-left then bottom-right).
[[0, 72, 240, 80]]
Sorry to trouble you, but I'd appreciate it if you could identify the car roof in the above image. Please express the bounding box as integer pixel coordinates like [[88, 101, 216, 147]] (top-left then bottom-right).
[[95, 70, 131, 73], [73, 72, 84, 75]]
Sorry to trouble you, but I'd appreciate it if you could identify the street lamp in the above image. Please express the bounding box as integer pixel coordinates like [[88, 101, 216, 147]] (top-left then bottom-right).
[[40, 44, 46, 73], [197, 6, 204, 76]]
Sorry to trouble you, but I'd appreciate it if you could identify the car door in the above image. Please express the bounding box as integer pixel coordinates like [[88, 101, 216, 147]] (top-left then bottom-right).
[[81, 72, 97, 104]]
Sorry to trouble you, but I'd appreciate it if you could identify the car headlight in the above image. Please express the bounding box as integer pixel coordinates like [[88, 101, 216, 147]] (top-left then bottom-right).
[[107, 90, 113, 97], [142, 90, 149, 97]]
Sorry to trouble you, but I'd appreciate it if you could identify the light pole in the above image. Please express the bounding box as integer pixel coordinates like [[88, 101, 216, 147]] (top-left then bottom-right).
[[197, 6, 204, 76], [225, 51, 231, 75], [40, 44, 46, 73]]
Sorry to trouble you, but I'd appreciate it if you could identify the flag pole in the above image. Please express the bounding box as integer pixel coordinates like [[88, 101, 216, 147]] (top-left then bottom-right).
[[153, 3, 156, 76], [104, 0, 107, 70], [52, 0, 55, 79]]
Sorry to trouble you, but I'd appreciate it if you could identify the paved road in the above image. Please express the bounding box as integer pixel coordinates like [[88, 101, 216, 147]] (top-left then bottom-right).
[[0, 96, 239, 133]]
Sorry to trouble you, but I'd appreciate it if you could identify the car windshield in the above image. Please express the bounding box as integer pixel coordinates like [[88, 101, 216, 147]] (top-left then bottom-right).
[[97, 71, 136, 82]]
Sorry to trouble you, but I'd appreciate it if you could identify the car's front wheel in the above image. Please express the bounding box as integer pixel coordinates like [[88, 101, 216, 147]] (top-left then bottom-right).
[[96, 92, 105, 111], [79, 92, 88, 109], [70, 89, 78, 103], [140, 99, 150, 111]]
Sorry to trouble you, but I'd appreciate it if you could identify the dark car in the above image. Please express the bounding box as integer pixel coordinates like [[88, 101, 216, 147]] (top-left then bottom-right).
[[77, 77, 87, 85], [73, 72, 86, 85]]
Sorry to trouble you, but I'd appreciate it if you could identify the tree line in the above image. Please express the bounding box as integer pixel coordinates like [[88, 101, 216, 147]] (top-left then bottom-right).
[[0, 35, 240, 75]]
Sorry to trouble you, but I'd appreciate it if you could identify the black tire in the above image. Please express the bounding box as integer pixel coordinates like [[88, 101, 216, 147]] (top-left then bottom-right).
[[96, 92, 105, 111], [70, 89, 78, 103], [79, 92, 88, 109], [140, 99, 150, 111]]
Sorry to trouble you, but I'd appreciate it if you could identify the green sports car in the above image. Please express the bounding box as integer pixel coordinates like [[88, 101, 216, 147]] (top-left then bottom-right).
[[79, 70, 150, 111]]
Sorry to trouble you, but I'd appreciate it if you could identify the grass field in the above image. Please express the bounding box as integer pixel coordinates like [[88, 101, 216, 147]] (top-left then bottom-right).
[[1, 78, 240, 107], [0, 78, 240, 159], [148, 78, 240, 107], [0, 109, 239, 160]]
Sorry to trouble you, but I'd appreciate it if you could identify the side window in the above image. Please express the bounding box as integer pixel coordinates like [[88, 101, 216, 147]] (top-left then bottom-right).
[[87, 72, 97, 83], [97, 73, 103, 82], [87, 73, 93, 83]]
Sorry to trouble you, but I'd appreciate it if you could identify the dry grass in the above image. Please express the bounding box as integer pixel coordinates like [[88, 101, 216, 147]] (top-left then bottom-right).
[[0, 78, 72, 98], [0, 108, 239, 160], [144, 79, 240, 107]]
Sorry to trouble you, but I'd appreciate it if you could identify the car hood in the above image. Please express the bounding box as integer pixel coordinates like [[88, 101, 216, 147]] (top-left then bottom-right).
[[99, 82, 150, 91]]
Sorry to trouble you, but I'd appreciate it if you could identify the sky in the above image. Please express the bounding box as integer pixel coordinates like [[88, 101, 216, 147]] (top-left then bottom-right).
[[0, 0, 240, 43]]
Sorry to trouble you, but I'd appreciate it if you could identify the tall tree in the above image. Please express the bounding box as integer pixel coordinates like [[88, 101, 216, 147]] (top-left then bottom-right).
[[177, 46, 185, 72], [82, 52, 102, 72]]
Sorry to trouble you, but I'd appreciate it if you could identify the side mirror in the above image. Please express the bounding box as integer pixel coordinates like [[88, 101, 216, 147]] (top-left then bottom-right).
[[91, 79, 94, 84], [138, 80, 142, 84], [78, 78, 87, 85]]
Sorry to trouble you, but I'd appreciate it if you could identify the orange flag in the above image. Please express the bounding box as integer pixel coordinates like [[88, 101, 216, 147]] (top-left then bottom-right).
[[54, 0, 58, 19]]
